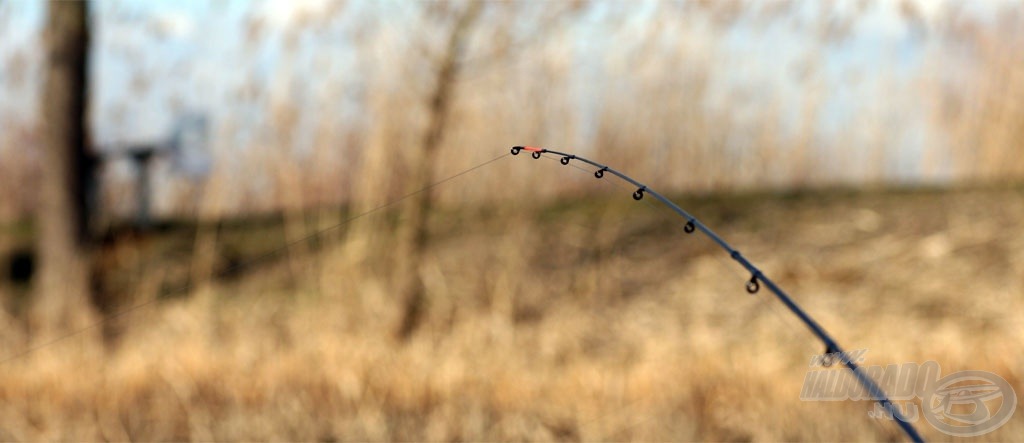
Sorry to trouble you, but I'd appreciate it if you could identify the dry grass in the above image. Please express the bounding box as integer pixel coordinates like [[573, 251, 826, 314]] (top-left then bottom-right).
[[2, 181, 1022, 441], [3, 3, 1024, 441]]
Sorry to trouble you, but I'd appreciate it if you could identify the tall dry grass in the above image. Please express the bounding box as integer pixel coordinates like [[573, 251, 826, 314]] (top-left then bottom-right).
[[926, 5, 1024, 183], [2, 184, 1023, 440]]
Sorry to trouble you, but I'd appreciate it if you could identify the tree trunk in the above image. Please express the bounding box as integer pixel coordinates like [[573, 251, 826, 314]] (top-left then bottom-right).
[[395, 2, 483, 340], [31, 1, 99, 341]]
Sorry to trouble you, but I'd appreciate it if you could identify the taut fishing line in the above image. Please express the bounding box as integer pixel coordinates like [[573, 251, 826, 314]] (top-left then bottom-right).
[[0, 152, 511, 365], [4, 143, 925, 441], [540, 150, 855, 436], [512, 145, 925, 442], [541, 149, 890, 438], [546, 152, 815, 351]]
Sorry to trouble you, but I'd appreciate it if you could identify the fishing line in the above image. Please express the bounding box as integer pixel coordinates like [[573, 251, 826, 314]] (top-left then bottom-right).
[[539, 150, 827, 435], [0, 152, 511, 366], [537, 153, 701, 436], [540, 151, 816, 350], [536, 152, 801, 437], [512, 146, 925, 442], [534, 152, 900, 438], [544, 155, 806, 341], [543, 152, 747, 289]]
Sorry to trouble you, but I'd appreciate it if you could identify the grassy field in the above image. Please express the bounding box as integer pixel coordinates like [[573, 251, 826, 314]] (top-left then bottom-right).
[[1, 183, 1022, 441]]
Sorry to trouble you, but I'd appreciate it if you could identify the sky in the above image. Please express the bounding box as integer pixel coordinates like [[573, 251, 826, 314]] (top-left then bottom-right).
[[4, 3, 948, 127], [0, 0, 1007, 213]]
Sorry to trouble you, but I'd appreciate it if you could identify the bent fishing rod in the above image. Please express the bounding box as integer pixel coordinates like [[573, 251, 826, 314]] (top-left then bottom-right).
[[510, 145, 924, 442]]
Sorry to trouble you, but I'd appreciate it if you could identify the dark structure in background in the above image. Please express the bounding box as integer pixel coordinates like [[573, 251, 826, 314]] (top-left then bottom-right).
[[109, 114, 210, 230]]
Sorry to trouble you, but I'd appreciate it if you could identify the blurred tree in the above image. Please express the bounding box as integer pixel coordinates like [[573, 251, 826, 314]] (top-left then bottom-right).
[[395, 1, 484, 340], [30, 1, 99, 340]]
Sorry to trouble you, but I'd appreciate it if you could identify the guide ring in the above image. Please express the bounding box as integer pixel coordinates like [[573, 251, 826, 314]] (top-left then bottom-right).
[[632, 187, 646, 201], [821, 346, 837, 367], [746, 276, 760, 294], [684, 220, 695, 234]]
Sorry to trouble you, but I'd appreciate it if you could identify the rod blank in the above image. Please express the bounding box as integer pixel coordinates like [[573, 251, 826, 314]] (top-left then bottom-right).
[[510, 145, 924, 443]]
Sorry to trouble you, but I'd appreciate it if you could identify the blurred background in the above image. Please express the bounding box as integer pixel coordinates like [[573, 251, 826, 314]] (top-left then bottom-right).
[[0, 0, 1022, 440]]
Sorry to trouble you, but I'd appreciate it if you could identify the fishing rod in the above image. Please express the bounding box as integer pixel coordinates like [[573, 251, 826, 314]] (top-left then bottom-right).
[[510, 145, 925, 442]]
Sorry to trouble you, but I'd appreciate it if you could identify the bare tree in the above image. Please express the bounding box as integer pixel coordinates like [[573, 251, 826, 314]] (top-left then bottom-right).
[[394, 1, 484, 340], [31, 1, 99, 340]]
